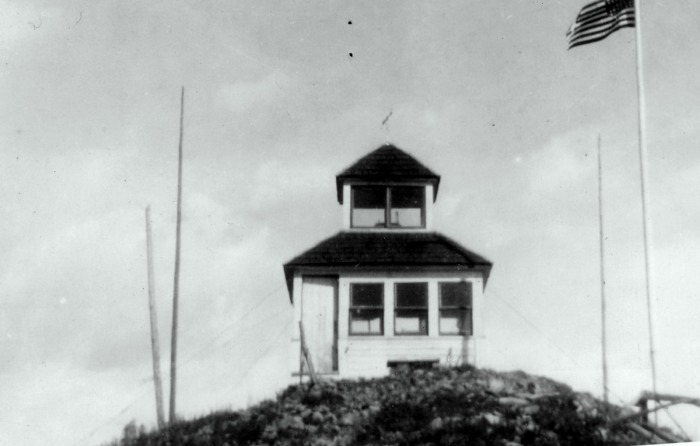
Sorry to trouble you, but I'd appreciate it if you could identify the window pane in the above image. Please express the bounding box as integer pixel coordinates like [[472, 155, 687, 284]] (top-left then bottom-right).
[[395, 283, 428, 307], [350, 309, 383, 334], [350, 284, 383, 335], [352, 187, 386, 227], [389, 187, 424, 227], [440, 309, 472, 335], [351, 283, 383, 307], [439, 282, 472, 308], [354, 187, 386, 207], [391, 186, 424, 208], [395, 310, 428, 334]]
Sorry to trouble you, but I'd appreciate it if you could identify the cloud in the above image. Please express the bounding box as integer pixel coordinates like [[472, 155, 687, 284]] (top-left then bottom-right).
[[527, 133, 594, 197], [0, 1, 65, 48], [216, 71, 292, 114]]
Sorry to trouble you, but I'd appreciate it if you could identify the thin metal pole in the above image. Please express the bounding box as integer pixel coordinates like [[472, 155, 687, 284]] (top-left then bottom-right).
[[145, 206, 166, 429], [597, 135, 609, 408], [633, 0, 659, 418], [169, 87, 185, 424]]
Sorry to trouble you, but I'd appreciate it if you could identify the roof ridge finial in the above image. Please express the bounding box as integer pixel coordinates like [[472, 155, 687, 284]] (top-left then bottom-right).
[[381, 110, 393, 144]]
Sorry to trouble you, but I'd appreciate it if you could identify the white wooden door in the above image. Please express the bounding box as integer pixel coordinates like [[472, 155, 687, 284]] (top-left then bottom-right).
[[301, 276, 338, 373]]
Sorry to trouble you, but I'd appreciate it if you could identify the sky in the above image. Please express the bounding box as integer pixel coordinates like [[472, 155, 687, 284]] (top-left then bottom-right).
[[2, 0, 700, 444]]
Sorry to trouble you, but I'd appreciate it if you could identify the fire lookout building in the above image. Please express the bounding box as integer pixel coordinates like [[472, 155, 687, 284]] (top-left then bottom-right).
[[283, 144, 492, 378]]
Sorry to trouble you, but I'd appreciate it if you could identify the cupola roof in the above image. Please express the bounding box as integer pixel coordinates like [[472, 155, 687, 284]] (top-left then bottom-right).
[[335, 144, 440, 203]]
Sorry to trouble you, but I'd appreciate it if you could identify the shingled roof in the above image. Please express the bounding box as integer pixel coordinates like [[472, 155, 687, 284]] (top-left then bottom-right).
[[335, 144, 441, 203], [283, 231, 492, 297]]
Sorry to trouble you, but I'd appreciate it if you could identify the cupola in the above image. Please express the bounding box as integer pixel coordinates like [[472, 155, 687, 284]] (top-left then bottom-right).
[[336, 144, 441, 230]]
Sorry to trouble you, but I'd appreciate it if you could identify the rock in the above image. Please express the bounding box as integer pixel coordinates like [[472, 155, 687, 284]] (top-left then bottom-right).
[[261, 425, 278, 442], [441, 382, 454, 392], [447, 415, 464, 425], [430, 417, 444, 430], [483, 412, 502, 425], [488, 377, 506, 393], [255, 414, 267, 426], [279, 414, 305, 430], [523, 404, 539, 415], [195, 425, 214, 436], [526, 381, 538, 394], [498, 396, 530, 406], [339, 412, 356, 426], [407, 431, 423, 443]]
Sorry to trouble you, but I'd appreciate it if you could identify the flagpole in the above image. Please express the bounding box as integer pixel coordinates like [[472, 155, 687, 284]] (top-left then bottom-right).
[[597, 134, 609, 408], [632, 0, 659, 412]]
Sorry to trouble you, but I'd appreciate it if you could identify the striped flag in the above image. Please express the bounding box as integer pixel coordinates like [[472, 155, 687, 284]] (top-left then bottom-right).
[[567, 0, 635, 49]]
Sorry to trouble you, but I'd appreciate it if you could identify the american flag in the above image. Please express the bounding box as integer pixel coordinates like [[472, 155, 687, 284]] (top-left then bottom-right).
[[567, 0, 635, 49]]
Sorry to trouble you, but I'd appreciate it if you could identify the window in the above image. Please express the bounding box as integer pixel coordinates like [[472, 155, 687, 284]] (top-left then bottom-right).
[[349, 283, 384, 335], [351, 186, 425, 228], [395, 282, 428, 335], [389, 186, 424, 228], [439, 282, 472, 335], [351, 187, 386, 227]]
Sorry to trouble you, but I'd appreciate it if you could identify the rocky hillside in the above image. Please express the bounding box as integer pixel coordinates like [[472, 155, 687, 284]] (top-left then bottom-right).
[[109, 365, 684, 445]]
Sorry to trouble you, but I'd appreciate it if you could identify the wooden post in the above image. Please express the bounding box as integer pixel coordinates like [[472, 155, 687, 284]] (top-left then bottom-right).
[[145, 206, 166, 429], [637, 396, 649, 424], [169, 87, 185, 424], [299, 332, 304, 386], [298, 321, 318, 384]]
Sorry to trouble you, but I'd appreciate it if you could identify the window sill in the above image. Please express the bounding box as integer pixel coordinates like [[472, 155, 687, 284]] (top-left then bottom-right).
[[343, 335, 469, 341]]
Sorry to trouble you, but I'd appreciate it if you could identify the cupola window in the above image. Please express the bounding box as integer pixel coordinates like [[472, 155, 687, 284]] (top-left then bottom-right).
[[351, 186, 425, 228]]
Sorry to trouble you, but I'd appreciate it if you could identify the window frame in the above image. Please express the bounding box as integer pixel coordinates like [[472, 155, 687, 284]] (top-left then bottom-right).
[[438, 281, 473, 336], [350, 185, 425, 229], [394, 282, 429, 336], [349, 283, 384, 336]]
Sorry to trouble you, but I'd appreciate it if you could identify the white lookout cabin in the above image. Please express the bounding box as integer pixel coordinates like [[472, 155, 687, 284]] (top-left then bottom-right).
[[284, 144, 492, 378]]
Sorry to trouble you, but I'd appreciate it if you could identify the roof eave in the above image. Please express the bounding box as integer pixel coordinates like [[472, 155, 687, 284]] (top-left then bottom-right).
[[282, 261, 492, 301]]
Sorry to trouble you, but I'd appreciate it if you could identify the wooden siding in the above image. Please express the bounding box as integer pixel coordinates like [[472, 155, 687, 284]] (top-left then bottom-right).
[[338, 337, 474, 377]]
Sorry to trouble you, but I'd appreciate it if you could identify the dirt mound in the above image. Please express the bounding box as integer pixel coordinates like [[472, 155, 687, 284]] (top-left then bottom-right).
[[110, 365, 681, 445]]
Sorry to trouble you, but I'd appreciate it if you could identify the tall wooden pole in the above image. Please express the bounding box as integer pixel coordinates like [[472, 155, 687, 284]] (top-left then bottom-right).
[[596, 135, 609, 408], [169, 87, 185, 424], [633, 0, 659, 416], [145, 206, 166, 429]]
